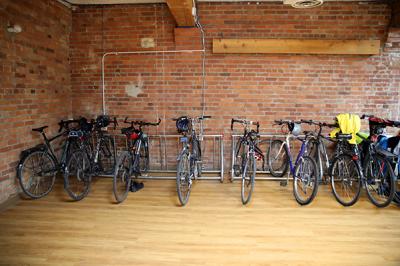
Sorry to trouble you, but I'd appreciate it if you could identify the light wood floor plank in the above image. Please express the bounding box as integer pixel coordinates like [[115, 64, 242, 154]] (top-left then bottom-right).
[[0, 178, 399, 266]]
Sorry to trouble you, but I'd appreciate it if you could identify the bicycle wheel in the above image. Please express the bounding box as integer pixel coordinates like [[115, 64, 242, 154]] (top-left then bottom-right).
[[267, 140, 289, 177], [17, 150, 56, 199], [293, 156, 318, 205], [64, 150, 91, 201], [364, 153, 395, 208], [241, 152, 255, 205], [233, 138, 245, 177], [330, 154, 362, 206], [176, 152, 191, 206], [98, 136, 115, 175], [307, 138, 322, 178], [139, 140, 149, 175], [113, 151, 132, 203]]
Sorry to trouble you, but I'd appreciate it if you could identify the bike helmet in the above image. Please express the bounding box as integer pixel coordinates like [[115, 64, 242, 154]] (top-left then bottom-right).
[[96, 115, 110, 128], [289, 122, 302, 136], [176, 116, 190, 133]]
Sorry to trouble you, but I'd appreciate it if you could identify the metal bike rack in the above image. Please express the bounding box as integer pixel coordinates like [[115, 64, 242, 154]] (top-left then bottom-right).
[[108, 134, 224, 182], [231, 134, 298, 181]]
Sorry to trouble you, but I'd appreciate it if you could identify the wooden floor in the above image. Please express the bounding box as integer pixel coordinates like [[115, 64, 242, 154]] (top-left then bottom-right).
[[0, 178, 399, 266]]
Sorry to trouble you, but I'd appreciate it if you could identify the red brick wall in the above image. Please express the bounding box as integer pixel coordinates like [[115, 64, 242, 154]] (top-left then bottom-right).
[[70, 2, 399, 166], [0, 0, 72, 203]]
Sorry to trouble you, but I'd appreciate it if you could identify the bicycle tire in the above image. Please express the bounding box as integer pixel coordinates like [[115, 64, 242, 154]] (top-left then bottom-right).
[[64, 149, 91, 201], [330, 154, 362, 206], [98, 135, 115, 175], [233, 137, 245, 178], [17, 150, 56, 199], [241, 152, 255, 205], [139, 140, 149, 175], [176, 152, 191, 206], [267, 140, 289, 177], [293, 156, 318, 205], [364, 153, 395, 208], [113, 151, 132, 203]]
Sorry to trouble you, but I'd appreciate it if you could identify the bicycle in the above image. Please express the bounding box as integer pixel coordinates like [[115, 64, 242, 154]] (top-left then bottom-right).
[[174, 115, 211, 206], [64, 115, 117, 201], [17, 118, 89, 199], [267, 120, 318, 205], [329, 114, 396, 207], [301, 119, 336, 183], [113, 117, 161, 203], [231, 118, 263, 205]]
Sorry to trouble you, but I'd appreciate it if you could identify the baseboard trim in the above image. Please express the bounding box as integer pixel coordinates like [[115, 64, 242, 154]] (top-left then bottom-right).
[[0, 194, 20, 213]]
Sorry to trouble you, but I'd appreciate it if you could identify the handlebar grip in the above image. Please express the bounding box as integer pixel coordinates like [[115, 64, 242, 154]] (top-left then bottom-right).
[[202, 115, 212, 119], [256, 122, 260, 133], [231, 118, 234, 130]]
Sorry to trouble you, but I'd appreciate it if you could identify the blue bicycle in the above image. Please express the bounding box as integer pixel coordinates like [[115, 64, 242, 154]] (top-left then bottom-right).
[[267, 120, 318, 205]]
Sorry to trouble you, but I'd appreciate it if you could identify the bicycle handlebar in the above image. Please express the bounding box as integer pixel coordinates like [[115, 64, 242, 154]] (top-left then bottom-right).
[[124, 117, 161, 127], [231, 118, 259, 133], [361, 114, 400, 128], [58, 119, 81, 132], [274, 119, 299, 125], [300, 119, 336, 128]]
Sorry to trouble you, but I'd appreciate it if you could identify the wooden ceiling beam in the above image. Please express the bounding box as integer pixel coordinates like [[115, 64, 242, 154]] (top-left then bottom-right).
[[166, 0, 195, 27]]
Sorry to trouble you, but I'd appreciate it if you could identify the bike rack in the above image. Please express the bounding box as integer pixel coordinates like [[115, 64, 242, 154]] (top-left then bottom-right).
[[107, 134, 224, 182], [231, 134, 298, 181]]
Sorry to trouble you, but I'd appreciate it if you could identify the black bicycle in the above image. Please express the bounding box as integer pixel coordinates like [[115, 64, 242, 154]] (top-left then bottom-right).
[[64, 115, 117, 201], [329, 115, 396, 207], [113, 117, 161, 203], [301, 119, 336, 183], [231, 118, 263, 205], [175, 115, 211, 206], [17, 119, 88, 199]]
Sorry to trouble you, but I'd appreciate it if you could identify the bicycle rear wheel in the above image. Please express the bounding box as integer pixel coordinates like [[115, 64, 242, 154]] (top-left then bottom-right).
[[64, 150, 91, 201], [176, 152, 191, 206], [293, 156, 318, 205], [330, 154, 362, 206], [17, 150, 56, 199], [241, 152, 255, 205], [364, 153, 395, 208], [267, 140, 289, 177], [113, 151, 132, 203]]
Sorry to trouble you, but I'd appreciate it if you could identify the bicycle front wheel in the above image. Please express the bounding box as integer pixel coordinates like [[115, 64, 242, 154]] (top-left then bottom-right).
[[267, 140, 289, 177], [17, 150, 56, 199], [293, 156, 318, 205], [176, 152, 191, 206], [98, 136, 116, 175], [64, 150, 91, 201], [364, 153, 395, 208], [330, 154, 362, 206], [113, 151, 132, 203], [241, 152, 255, 205]]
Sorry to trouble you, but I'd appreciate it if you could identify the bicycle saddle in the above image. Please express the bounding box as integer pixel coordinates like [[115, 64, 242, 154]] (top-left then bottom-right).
[[32, 126, 48, 132], [336, 133, 352, 140]]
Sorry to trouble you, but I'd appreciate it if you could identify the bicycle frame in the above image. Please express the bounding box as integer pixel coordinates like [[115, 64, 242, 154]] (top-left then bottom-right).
[[277, 134, 309, 175]]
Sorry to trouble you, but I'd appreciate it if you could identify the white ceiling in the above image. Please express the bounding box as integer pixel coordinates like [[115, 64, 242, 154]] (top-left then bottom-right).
[[63, 0, 378, 5]]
